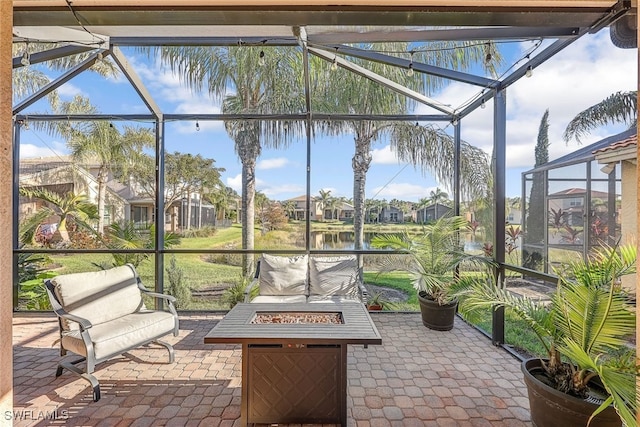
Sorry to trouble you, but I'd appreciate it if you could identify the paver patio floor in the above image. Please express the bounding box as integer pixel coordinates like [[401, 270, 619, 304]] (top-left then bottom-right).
[[13, 312, 531, 427]]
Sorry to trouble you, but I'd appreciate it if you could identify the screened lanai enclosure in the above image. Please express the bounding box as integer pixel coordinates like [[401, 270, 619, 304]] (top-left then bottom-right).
[[521, 128, 632, 274], [9, 1, 638, 353]]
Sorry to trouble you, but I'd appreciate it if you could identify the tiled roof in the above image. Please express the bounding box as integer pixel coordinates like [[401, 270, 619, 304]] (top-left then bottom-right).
[[524, 128, 636, 173], [592, 133, 637, 154]]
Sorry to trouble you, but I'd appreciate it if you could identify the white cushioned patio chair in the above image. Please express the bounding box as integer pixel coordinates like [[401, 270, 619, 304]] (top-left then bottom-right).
[[244, 254, 368, 303], [45, 264, 179, 401]]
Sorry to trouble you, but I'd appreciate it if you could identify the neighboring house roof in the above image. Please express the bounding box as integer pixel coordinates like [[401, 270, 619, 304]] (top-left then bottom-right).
[[549, 188, 610, 199], [593, 133, 637, 164], [20, 161, 128, 205], [416, 202, 452, 212], [592, 134, 637, 154], [288, 195, 317, 202], [523, 128, 636, 173]]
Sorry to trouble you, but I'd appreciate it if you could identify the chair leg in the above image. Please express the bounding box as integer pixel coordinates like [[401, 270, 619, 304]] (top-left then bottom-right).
[[58, 359, 101, 402], [56, 357, 84, 377], [154, 340, 175, 363]]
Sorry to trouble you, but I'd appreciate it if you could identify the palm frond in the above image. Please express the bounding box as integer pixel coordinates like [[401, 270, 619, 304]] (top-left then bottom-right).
[[554, 281, 634, 356], [563, 91, 637, 143], [18, 208, 56, 245], [460, 279, 555, 355]]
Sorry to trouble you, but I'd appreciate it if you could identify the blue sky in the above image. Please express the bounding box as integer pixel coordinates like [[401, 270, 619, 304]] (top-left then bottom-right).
[[18, 29, 637, 201]]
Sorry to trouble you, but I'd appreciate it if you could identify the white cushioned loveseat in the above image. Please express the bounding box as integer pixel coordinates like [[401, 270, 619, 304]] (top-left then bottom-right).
[[45, 264, 179, 401], [244, 254, 368, 304]]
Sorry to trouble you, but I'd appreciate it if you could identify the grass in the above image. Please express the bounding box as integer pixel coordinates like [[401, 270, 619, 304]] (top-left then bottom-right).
[[363, 271, 417, 311], [29, 222, 554, 317], [459, 308, 547, 359]]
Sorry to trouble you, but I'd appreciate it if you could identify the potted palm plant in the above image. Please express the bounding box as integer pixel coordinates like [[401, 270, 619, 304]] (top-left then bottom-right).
[[371, 215, 492, 331], [458, 243, 636, 427]]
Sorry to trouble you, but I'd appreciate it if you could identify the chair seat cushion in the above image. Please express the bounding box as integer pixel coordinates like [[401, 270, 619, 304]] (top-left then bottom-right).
[[251, 295, 307, 304], [61, 310, 176, 361]]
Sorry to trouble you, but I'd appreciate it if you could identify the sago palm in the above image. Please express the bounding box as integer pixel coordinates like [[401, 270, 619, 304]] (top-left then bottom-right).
[[19, 188, 99, 245], [371, 215, 490, 305], [459, 243, 637, 426]]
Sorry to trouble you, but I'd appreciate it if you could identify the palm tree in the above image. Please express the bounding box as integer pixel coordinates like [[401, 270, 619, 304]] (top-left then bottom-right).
[[429, 187, 449, 205], [326, 196, 342, 220], [206, 185, 238, 222], [317, 189, 333, 221], [317, 41, 498, 251], [39, 96, 154, 234], [149, 45, 304, 275], [281, 199, 297, 220], [19, 188, 99, 245], [563, 91, 637, 143]]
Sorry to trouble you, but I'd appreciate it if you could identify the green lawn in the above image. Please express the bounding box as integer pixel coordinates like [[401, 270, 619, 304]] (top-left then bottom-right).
[[30, 222, 546, 317], [458, 309, 547, 359]]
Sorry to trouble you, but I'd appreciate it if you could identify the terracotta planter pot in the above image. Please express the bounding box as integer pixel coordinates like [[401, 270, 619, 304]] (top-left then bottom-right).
[[417, 291, 457, 331], [522, 358, 621, 427], [367, 304, 383, 311]]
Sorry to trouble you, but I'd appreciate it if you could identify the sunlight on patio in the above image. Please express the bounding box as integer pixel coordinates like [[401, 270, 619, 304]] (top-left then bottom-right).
[[13, 312, 530, 427]]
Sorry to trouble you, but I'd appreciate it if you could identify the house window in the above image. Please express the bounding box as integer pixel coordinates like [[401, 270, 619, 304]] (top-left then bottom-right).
[[103, 206, 112, 226], [133, 206, 148, 226]]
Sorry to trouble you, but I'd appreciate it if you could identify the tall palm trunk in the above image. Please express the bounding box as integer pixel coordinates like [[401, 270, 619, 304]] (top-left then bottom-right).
[[186, 190, 192, 229], [352, 135, 373, 251], [96, 166, 108, 234], [238, 127, 261, 276], [241, 160, 256, 275], [57, 217, 71, 242]]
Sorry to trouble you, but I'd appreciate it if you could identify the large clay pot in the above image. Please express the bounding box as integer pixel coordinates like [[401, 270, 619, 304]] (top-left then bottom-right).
[[522, 359, 621, 427], [417, 291, 457, 331]]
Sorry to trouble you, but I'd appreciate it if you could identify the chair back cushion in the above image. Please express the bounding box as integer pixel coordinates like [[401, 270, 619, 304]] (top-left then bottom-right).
[[309, 255, 359, 298], [258, 254, 308, 296], [50, 264, 144, 330]]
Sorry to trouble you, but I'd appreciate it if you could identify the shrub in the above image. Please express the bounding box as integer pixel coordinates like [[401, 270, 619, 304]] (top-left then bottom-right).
[[221, 274, 255, 308], [165, 255, 191, 308]]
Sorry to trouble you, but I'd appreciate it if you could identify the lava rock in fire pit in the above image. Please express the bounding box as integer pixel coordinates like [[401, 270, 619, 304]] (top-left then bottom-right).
[[251, 312, 344, 324]]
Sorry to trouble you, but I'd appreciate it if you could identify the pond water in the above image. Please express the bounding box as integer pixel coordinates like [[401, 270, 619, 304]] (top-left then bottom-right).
[[311, 231, 486, 252], [310, 232, 375, 250]]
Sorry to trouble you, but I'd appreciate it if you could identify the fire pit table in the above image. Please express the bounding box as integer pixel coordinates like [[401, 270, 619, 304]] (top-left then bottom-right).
[[204, 302, 382, 426]]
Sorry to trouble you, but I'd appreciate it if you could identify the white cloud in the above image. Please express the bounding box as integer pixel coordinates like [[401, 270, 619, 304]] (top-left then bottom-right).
[[371, 145, 401, 164], [19, 140, 68, 159], [257, 157, 289, 170], [429, 31, 637, 171], [259, 183, 305, 198], [370, 182, 439, 201], [127, 53, 225, 133], [226, 174, 242, 193], [56, 82, 83, 98]]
